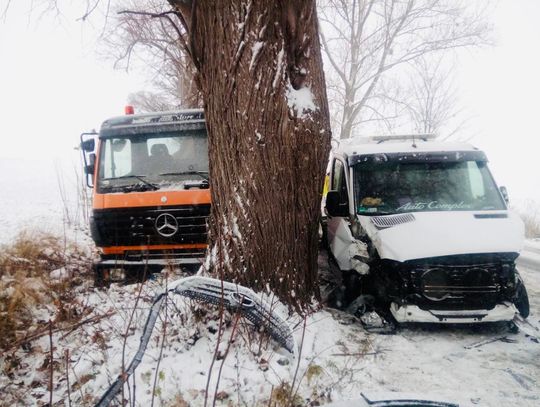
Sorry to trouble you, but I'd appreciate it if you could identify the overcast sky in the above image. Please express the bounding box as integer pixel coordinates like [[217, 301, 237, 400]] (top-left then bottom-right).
[[0, 2, 147, 160], [455, 0, 540, 205], [0, 0, 539, 206]]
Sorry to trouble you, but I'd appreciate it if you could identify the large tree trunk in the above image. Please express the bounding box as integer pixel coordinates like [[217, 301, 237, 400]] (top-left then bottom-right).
[[172, 0, 331, 311]]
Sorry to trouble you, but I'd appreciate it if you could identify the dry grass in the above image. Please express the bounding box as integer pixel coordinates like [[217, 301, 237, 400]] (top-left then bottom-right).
[[0, 231, 66, 278], [0, 230, 92, 352]]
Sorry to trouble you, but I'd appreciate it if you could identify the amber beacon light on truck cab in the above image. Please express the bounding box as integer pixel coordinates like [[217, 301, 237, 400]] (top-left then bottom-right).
[[80, 107, 210, 284]]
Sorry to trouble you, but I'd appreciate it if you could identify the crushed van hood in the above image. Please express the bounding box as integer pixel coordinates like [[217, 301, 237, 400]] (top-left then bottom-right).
[[358, 211, 524, 262]]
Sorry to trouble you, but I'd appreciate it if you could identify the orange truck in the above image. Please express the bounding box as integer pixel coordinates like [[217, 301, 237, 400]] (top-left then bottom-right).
[[80, 107, 210, 284]]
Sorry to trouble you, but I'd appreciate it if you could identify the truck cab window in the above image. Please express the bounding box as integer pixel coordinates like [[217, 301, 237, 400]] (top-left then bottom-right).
[[101, 138, 132, 178], [97, 130, 209, 192]]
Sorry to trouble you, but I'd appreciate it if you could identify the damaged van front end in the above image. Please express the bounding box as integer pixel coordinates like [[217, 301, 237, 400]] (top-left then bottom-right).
[[326, 137, 529, 323], [357, 211, 524, 323]]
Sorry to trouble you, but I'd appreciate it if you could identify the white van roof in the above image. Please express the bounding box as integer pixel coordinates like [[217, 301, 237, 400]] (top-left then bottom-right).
[[335, 136, 479, 158]]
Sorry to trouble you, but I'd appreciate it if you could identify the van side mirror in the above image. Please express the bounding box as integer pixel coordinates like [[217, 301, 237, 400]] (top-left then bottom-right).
[[326, 190, 349, 217], [500, 186, 509, 204]]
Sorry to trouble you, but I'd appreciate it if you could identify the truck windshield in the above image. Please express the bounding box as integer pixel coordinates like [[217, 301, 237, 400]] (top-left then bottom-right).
[[353, 160, 506, 214], [97, 130, 208, 192]]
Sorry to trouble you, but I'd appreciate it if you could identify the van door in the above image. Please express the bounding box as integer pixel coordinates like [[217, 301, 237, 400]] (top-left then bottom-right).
[[327, 158, 355, 271]]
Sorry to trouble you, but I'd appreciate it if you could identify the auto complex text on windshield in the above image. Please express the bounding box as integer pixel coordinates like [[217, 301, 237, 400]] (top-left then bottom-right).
[[353, 159, 506, 215]]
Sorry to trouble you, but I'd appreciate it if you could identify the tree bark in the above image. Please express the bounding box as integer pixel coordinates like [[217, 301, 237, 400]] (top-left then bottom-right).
[[172, 0, 331, 311]]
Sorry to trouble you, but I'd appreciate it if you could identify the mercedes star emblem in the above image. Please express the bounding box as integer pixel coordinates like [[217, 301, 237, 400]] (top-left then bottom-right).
[[155, 213, 179, 237]]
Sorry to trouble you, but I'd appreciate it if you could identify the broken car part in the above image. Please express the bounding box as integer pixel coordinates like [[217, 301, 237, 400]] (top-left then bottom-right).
[[95, 276, 294, 407]]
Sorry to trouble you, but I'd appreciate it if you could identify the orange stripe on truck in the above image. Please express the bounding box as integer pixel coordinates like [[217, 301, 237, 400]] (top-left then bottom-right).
[[93, 189, 211, 209], [102, 243, 207, 255]]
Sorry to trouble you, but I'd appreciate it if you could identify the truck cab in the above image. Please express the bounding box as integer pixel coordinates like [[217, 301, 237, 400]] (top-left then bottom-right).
[[80, 108, 210, 283], [325, 134, 529, 323]]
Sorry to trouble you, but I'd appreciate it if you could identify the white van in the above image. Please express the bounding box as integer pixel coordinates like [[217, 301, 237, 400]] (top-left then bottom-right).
[[325, 135, 529, 323]]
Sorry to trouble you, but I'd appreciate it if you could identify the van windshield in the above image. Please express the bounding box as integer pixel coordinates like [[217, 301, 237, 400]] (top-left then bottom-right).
[[353, 160, 506, 214], [97, 130, 208, 192]]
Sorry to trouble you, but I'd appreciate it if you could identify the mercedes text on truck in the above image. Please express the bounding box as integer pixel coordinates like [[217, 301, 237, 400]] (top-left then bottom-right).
[[325, 134, 529, 324], [80, 108, 210, 284]]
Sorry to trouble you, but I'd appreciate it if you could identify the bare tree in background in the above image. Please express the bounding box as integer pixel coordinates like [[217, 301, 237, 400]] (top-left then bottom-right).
[[403, 55, 470, 139], [127, 89, 180, 112], [319, 0, 492, 139], [100, 0, 201, 110], [163, 0, 332, 311]]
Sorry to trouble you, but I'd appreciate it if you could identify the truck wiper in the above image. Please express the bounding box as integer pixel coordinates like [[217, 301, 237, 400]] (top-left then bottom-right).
[[103, 175, 159, 191], [159, 171, 209, 181]]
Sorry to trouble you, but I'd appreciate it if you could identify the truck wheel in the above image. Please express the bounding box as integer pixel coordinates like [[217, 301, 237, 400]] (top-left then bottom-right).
[[93, 265, 108, 288], [514, 274, 529, 319]]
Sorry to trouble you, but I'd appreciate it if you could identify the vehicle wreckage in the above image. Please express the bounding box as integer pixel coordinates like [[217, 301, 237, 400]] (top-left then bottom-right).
[[324, 134, 529, 324]]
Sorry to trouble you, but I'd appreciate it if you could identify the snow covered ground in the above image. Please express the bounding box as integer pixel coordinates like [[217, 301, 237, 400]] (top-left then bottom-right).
[[517, 241, 540, 275], [1, 256, 538, 406]]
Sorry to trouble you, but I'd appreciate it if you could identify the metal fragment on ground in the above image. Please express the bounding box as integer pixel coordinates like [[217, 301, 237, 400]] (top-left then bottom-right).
[[95, 276, 294, 407]]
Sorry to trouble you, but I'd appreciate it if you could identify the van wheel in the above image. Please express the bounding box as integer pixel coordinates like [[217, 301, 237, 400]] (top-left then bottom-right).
[[514, 273, 529, 318], [342, 270, 363, 306]]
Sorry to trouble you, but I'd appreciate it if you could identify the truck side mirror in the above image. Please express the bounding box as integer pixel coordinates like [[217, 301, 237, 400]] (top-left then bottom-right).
[[326, 190, 349, 217], [85, 153, 96, 176], [500, 186, 509, 204], [81, 138, 95, 152], [80, 132, 98, 188]]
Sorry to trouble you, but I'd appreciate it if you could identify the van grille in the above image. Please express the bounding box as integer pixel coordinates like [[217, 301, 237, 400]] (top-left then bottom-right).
[[93, 204, 210, 246], [379, 253, 517, 311], [410, 263, 503, 310]]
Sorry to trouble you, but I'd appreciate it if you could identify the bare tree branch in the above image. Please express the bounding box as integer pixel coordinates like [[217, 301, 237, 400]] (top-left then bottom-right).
[[319, 0, 493, 138], [98, 0, 201, 110]]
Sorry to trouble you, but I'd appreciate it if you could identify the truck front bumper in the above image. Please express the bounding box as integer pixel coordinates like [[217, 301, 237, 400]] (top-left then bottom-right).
[[390, 301, 517, 323], [99, 257, 204, 267], [94, 257, 204, 286]]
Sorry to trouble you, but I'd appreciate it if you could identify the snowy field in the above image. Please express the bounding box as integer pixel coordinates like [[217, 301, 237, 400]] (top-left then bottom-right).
[[0, 158, 539, 406], [0, 157, 88, 245], [1, 259, 538, 406]]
